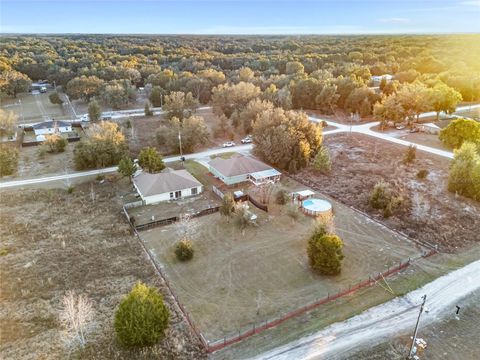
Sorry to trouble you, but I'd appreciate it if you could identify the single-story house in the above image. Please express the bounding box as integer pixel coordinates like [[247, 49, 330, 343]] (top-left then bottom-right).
[[32, 120, 72, 141], [371, 74, 394, 86], [208, 155, 281, 186], [133, 169, 203, 205]]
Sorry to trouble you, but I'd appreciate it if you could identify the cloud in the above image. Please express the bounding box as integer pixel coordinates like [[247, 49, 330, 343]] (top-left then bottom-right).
[[377, 18, 411, 24]]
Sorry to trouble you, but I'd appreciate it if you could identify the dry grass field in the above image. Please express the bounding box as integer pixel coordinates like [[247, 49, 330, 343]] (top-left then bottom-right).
[[0, 181, 205, 359], [141, 181, 423, 341], [1, 92, 71, 124]]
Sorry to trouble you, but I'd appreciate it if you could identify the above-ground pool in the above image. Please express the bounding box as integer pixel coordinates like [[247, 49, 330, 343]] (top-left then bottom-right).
[[301, 198, 332, 216]]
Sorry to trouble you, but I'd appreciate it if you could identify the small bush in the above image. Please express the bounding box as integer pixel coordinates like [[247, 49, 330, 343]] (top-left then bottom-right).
[[44, 134, 67, 153], [402, 145, 416, 165], [234, 204, 252, 230], [175, 239, 194, 261], [66, 186, 74, 194], [369, 180, 405, 218], [0, 248, 8, 256], [417, 169, 429, 179], [313, 146, 332, 173], [369, 180, 390, 210], [114, 283, 169, 347], [275, 189, 289, 205]]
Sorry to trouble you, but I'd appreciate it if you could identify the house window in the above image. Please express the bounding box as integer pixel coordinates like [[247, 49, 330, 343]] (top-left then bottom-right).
[[170, 192, 174, 199], [191, 187, 198, 195], [175, 190, 181, 198]]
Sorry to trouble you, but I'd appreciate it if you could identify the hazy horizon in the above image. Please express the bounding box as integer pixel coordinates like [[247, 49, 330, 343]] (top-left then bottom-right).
[[1, 0, 479, 35]]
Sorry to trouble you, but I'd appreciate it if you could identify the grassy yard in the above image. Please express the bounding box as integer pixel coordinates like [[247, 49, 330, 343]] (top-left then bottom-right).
[[141, 184, 424, 341], [1, 91, 72, 124]]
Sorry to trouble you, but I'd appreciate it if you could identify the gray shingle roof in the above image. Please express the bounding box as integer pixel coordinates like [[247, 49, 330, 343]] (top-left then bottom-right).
[[208, 155, 273, 177], [134, 169, 202, 197], [32, 120, 71, 130]]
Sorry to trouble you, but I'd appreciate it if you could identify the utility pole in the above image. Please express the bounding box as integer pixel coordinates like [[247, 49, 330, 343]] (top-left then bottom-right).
[[178, 130, 184, 164], [407, 294, 427, 360]]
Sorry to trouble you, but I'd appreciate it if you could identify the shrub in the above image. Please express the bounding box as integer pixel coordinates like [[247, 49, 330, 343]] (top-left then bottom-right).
[[49, 92, 63, 105], [175, 239, 194, 261], [114, 283, 169, 348], [66, 186, 74, 194], [369, 180, 390, 210], [369, 180, 405, 217], [402, 145, 416, 165], [44, 133, 67, 153], [220, 193, 235, 218], [275, 189, 289, 205], [0, 144, 18, 177], [313, 146, 332, 173], [417, 169, 429, 179], [307, 223, 344, 275]]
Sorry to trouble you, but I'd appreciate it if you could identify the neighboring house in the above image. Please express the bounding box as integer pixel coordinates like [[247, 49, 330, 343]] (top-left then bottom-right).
[[133, 169, 203, 205], [208, 155, 281, 186], [371, 74, 394, 86], [32, 120, 72, 141]]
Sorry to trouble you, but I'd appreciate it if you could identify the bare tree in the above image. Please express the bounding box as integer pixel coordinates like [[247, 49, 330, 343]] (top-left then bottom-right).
[[256, 181, 275, 205], [59, 291, 95, 350], [175, 214, 198, 240]]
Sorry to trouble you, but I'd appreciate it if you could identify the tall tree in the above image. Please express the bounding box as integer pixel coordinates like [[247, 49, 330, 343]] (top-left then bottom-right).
[[253, 107, 322, 171], [162, 91, 199, 120], [138, 147, 165, 173], [0, 70, 31, 98], [88, 99, 102, 122], [430, 83, 462, 121]]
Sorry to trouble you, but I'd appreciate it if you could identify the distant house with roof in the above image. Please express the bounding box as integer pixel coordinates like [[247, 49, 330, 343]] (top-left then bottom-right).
[[32, 120, 72, 141], [208, 155, 281, 186], [133, 168, 203, 205], [371, 74, 394, 86]]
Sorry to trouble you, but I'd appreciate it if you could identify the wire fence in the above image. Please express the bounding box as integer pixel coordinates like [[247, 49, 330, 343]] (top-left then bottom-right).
[[122, 203, 437, 354], [204, 248, 436, 353]]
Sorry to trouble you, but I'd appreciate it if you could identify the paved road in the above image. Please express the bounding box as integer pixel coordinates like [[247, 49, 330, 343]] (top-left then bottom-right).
[[5, 104, 477, 188], [252, 260, 480, 360], [0, 144, 253, 189]]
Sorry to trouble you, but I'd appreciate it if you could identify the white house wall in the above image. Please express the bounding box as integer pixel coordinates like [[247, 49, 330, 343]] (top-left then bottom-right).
[[142, 185, 203, 205], [34, 126, 72, 136]]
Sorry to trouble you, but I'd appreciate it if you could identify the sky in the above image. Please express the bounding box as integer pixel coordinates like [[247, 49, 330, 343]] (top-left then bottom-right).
[[0, 0, 479, 34]]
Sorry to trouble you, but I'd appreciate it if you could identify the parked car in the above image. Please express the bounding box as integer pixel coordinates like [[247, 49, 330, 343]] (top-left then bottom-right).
[[40, 86, 47, 93], [222, 141, 236, 147], [79, 114, 89, 122], [241, 135, 252, 144], [101, 112, 113, 120]]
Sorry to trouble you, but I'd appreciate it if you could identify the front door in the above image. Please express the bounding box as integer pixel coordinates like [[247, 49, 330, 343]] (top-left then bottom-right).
[[175, 190, 181, 199]]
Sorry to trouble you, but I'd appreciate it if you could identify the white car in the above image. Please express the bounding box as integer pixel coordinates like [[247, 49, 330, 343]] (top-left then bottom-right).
[[79, 114, 89, 122], [222, 141, 236, 147], [241, 135, 252, 144]]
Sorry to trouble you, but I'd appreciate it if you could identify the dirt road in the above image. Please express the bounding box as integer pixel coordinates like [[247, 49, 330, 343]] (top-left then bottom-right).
[[252, 260, 480, 360]]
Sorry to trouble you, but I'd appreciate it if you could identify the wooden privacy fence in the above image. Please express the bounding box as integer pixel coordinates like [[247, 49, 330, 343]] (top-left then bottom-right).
[[130, 206, 220, 232]]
